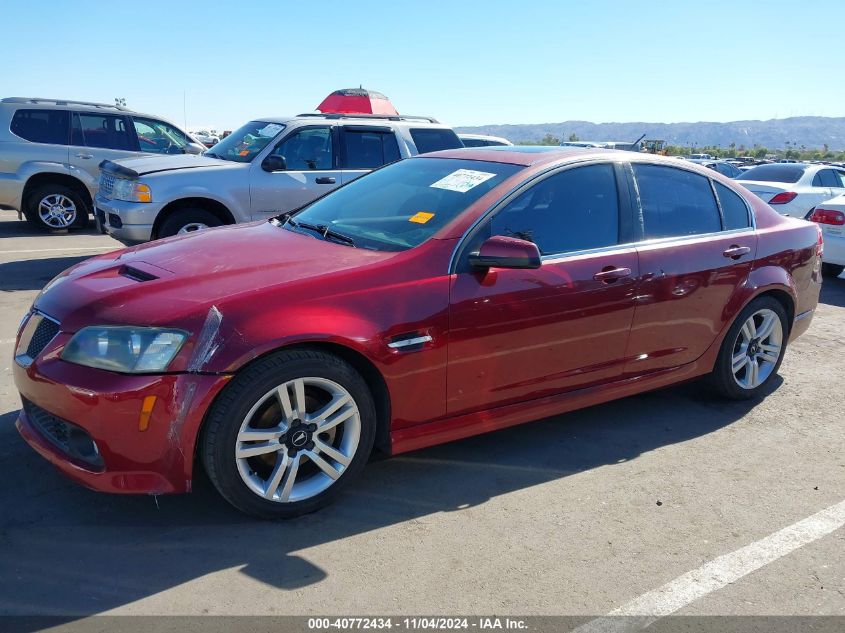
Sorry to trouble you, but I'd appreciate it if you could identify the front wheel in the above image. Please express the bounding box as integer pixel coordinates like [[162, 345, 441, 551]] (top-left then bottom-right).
[[821, 263, 844, 278], [201, 349, 376, 519], [25, 184, 90, 231], [158, 208, 222, 239], [707, 296, 788, 400]]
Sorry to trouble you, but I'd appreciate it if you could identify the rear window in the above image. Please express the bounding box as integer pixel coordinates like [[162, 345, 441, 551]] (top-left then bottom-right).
[[460, 137, 488, 147], [10, 109, 69, 144], [409, 128, 463, 154], [739, 164, 806, 183]]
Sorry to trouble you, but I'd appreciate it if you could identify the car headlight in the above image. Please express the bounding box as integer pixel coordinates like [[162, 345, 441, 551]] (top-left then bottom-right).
[[61, 326, 187, 373], [112, 179, 152, 203]]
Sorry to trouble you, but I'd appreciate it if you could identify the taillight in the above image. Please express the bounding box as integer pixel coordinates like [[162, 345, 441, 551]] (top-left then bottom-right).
[[817, 224, 824, 256], [769, 191, 798, 205], [809, 207, 845, 225]]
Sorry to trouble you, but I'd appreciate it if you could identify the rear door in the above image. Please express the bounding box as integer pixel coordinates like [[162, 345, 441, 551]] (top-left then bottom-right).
[[624, 164, 756, 375], [339, 125, 401, 184], [68, 112, 138, 190], [248, 125, 343, 219], [447, 162, 639, 415]]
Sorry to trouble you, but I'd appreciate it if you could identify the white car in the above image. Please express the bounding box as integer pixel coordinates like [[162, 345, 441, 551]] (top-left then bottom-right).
[[458, 133, 513, 147], [808, 193, 845, 277], [736, 163, 845, 217], [191, 129, 220, 148]]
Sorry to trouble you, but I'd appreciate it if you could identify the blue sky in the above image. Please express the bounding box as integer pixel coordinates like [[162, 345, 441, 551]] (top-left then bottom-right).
[[3, 0, 842, 130]]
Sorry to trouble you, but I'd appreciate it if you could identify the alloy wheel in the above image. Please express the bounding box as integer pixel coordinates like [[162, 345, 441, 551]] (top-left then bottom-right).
[[38, 194, 77, 229], [177, 222, 209, 234], [731, 308, 783, 389], [235, 377, 360, 503]]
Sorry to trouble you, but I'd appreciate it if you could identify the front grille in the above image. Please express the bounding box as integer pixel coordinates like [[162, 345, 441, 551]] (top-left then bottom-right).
[[99, 172, 116, 197], [23, 399, 104, 469], [25, 316, 59, 359]]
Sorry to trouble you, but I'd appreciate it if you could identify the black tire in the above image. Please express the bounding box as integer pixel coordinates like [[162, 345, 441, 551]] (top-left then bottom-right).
[[707, 296, 789, 400], [158, 208, 222, 239], [201, 349, 377, 519], [25, 184, 90, 232], [821, 263, 844, 278]]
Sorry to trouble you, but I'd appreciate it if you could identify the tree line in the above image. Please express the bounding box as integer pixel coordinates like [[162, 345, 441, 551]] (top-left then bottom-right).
[[518, 134, 845, 162]]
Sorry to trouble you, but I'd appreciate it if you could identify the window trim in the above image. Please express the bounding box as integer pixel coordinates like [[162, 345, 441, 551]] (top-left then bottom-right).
[[449, 159, 632, 274]]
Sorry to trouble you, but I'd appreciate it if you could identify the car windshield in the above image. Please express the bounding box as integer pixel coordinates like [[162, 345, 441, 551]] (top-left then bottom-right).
[[281, 158, 522, 252], [738, 164, 806, 183], [205, 120, 285, 162]]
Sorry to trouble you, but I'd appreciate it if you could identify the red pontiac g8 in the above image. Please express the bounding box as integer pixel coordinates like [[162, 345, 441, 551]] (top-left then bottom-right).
[[13, 148, 822, 518]]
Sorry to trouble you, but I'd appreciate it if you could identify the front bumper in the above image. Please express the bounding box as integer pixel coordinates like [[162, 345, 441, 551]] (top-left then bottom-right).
[[95, 193, 162, 244], [13, 341, 231, 494]]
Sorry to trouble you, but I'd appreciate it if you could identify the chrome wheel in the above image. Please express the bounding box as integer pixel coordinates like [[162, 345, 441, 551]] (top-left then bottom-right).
[[38, 194, 77, 228], [235, 377, 360, 503], [731, 308, 783, 389], [177, 222, 209, 234]]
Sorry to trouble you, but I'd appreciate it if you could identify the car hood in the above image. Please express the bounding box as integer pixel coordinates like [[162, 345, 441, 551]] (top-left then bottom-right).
[[35, 221, 395, 334], [102, 153, 240, 177]]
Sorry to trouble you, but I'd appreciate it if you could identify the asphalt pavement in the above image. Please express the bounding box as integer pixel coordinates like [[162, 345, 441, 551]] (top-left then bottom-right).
[[0, 216, 842, 625]]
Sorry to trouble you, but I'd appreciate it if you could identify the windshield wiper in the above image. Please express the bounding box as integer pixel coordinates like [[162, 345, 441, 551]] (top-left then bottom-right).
[[273, 214, 355, 247], [300, 222, 356, 247]]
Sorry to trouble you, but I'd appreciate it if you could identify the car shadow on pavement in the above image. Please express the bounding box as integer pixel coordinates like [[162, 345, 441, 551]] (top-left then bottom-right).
[[0, 374, 777, 618], [0, 256, 94, 291], [0, 219, 102, 239], [819, 276, 845, 308]]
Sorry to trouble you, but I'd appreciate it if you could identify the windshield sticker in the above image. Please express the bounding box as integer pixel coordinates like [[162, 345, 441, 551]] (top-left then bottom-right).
[[238, 150, 250, 156], [409, 211, 435, 224], [257, 123, 284, 137], [430, 169, 496, 193]]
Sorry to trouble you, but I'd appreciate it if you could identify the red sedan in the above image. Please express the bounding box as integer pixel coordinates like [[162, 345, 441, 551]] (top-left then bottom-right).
[[13, 148, 822, 518]]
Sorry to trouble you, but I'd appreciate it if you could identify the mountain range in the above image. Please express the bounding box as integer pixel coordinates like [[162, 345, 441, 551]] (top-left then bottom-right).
[[454, 116, 845, 150]]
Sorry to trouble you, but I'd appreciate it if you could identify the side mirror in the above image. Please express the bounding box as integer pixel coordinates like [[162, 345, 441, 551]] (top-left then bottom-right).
[[183, 143, 205, 155], [262, 155, 286, 172], [468, 235, 541, 270]]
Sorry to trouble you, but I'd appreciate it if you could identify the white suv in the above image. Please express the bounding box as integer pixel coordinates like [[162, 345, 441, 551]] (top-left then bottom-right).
[[0, 97, 204, 231], [96, 112, 463, 244]]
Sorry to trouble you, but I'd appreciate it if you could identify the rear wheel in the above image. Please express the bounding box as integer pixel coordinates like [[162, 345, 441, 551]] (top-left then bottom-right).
[[158, 207, 222, 239], [201, 349, 376, 519], [708, 296, 788, 400], [25, 184, 90, 231], [821, 263, 844, 278]]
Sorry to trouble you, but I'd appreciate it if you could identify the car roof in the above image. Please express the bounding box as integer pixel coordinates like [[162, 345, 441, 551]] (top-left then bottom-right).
[[250, 113, 448, 127], [0, 97, 180, 125], [419, 145, 694, 167]]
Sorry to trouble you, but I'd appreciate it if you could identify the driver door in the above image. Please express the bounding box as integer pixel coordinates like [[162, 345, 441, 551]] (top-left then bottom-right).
[[249, 125, 343, 219], [447, 162, 639, 416]]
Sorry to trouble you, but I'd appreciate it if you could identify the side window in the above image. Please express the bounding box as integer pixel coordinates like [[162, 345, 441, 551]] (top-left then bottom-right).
[[817, 169, 840, 188], [342, 129, 400, 168], [633, 164, 721, 239], [715, 182, 751, 230], [836, 171, 845, 188], [460, 138, 487, 147], [72, 113, 133, 150], [272, 127, 333, 170], [409, 128, 463, 154], [10, 109, 69, 145], [132, 117, 190, 154], [489, 164, 620, 255]]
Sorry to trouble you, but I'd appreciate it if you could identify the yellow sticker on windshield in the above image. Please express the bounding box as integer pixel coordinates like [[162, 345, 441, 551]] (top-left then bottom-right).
[[409, 212, 435, 224]]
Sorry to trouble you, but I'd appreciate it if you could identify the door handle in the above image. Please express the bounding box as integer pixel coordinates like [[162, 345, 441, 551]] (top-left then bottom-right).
[[315, 176, 336, 185], [593, 266, 632, 282], [723, 245, 751, 259], [75, 153, 94, 159]]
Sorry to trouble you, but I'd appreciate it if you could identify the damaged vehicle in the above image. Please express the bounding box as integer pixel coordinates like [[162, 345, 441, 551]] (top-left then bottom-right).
[[14, 147, 822, 518]]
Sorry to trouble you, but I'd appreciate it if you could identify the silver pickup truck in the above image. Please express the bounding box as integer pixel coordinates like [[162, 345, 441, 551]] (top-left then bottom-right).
[[95, 113, 463, 244]]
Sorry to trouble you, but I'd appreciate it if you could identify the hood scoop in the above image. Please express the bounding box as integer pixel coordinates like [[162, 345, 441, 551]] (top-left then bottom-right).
[[117, 261, 173, 282]]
